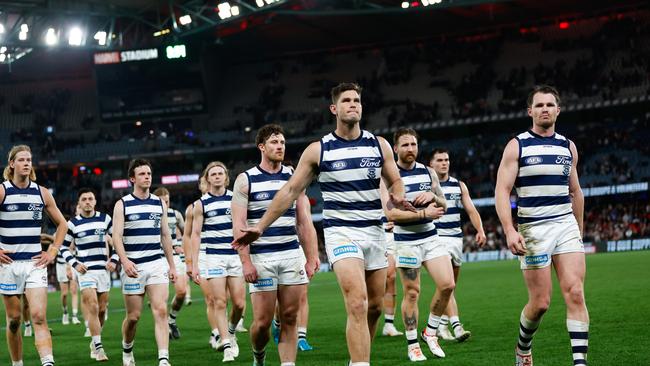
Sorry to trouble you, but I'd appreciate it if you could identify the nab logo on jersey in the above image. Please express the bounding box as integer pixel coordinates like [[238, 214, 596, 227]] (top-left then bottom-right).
[[128, 214, 140, 221], [206, 210, 218, 217], [77, 231, 87, 238], [5, 204, 19, 212]]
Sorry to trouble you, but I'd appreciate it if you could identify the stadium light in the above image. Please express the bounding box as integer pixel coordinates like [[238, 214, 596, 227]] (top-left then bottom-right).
[[94, 31, 107, 46], [0, 24, 4, 34], [19, 24, 28, 41], [179, 15, 192, 25], [256, 0, 281, 7], [0, 54, 5, 62], [0, 47, 6, 54], [217, 2, 240, 19], [45, 28, 58, 46], [68, 27, 83, 46], [401, 2, 409, 9]]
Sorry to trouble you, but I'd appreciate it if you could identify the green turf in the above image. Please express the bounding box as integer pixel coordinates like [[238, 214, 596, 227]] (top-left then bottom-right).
[[2, 251, 649, 365]]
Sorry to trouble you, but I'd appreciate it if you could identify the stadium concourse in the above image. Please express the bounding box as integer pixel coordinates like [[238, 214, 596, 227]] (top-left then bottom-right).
[[0, 0, 649, 365]]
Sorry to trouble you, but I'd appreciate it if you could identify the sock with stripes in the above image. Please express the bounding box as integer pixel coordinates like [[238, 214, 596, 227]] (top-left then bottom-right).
[[62, 306, 67, 315], [158, 349, 169, 363], [253, 348, 266, 363], [273, 318, 281, 329], [168, 310, 177, 325], [517, 311, 541, 355], [449, 315, 461, 333], [384, 313, 395, 325], [298, 327, 307, 340], [92, 335, 103, 351], [439, 315, 449, 328], [40, 355, 54, 366], [405, 329, 419, 348], [228, 322, 236, 336], [211, 328, 220, 342], [567, 319, 589, 365], [24, 321, 31, 328], [424, 313, 441, 337], [122, 340, 134, 355]]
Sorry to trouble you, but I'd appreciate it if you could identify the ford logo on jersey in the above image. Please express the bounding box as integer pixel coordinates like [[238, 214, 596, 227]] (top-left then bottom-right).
[[555, 156, 572, 165], [331, 160, 347, 170], [254, 192, 271, 201], [5, 204, 18, 211], [128, 214, 140, 221], [359, 158, 381, 168], [525, 156, 543, 165]]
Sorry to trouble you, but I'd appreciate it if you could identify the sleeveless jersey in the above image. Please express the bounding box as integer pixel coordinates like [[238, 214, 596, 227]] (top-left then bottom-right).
[[393, 162, 438, 246], [200, 190, 236, 255], [0, 180, 44, 260], [121, 193, 164, 264], [436, 176, 463, 238]]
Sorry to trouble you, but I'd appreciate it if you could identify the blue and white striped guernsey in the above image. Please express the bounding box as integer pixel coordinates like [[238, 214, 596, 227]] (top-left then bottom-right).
[[515, 130, 573, 224], [318, 130, 384, 239], [200, 190, 236, 255], [435, 176, 463, 238], [61, 212, 112, 271], [393, 162, 438, 246], [56, 252, 66, 264], [121, 193, 164, 264], [0, 180, 44, 260], [245, 165, 299, 255], [167, 208, 180, 249]]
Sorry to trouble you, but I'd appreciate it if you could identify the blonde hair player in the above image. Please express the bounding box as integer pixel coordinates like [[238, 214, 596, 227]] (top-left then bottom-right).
[[0, 145, 68, 366]]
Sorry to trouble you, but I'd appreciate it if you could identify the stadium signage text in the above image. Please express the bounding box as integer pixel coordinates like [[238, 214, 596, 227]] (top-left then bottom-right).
[[94, 48, 159, 65]]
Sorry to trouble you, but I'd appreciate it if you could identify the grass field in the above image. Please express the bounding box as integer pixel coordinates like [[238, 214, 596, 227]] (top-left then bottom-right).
[[2, 251, 649, 365]]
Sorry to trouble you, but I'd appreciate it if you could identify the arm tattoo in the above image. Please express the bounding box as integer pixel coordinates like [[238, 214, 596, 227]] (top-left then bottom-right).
[[402, 267, 419, 281]]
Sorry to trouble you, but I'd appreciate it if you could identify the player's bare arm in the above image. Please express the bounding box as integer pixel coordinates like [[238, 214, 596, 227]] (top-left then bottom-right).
[[190, 201, 204, 283], [460, 181, 487, 246], [380, 180, 443, 224], [36, 185, 68, 267], [295, 192, 320, 278], [495, 139, 526, 255], [112, 199, 137, 277], [231, 172, 258, 282], [160, 200, 177, 282], [568, 140, 584, 236], [378, 136, 415, 212]]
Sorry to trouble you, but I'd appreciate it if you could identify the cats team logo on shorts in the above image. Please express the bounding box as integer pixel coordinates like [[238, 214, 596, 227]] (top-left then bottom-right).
[[333, 244, 358, 256], [524, 254, 549, 266]]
